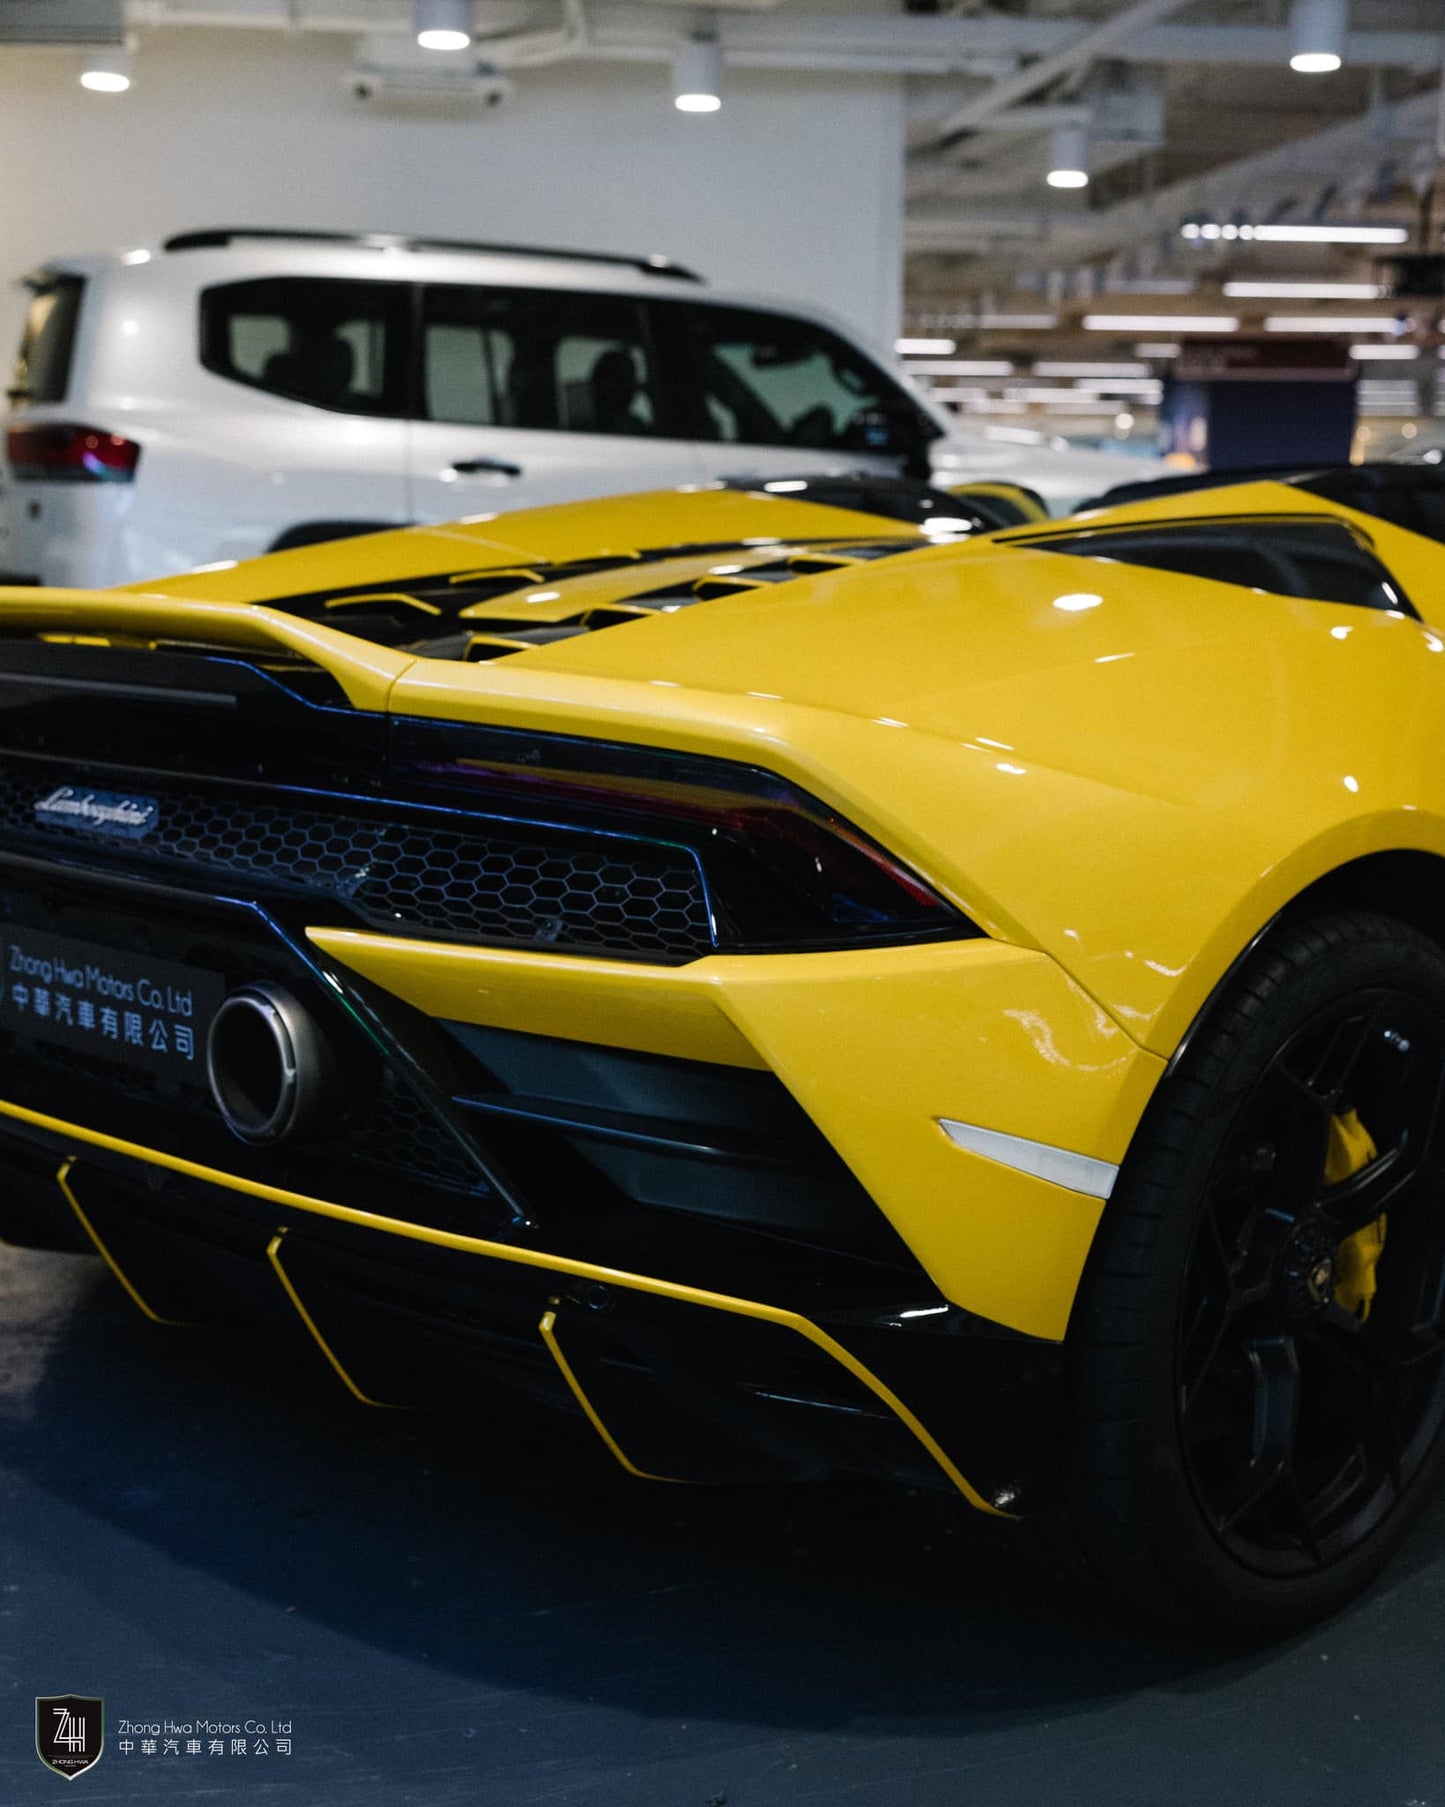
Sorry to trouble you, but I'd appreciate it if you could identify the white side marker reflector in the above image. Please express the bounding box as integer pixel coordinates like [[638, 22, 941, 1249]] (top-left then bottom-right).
[[938, 1119, 1118, 1199]]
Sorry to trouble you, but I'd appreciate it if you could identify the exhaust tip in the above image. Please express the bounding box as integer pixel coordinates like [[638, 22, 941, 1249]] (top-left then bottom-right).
[[205, 983, 333, 1144]]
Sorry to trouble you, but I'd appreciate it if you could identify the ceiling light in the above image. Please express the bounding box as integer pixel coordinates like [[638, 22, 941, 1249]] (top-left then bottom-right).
[[1247, 223, 1409, 244], [415, 0, 471, 50], [79, 47, 131, 92], [1288, 0, 1345, 73], [1104, 278, 1196, 296], [1134, 341, 1180, 357], [1046, 122, 1090, 190], [1074, 378, 1163, 395], [905, 359, 1014, 377], [1114, 413, 1136, 432], [1035, 361, 1150, 377], [1350, 344, 1420, 359], [956, 398, 1028, 413], [1224, 280, 1385, 299], [1264, 315, 1405, 333], [674, 35, 722, 112], [1082, 314, 1240, 332], [1006, 391, 1122, 407], [961, 313, 1060, 330], [895, 337, 956, 355]]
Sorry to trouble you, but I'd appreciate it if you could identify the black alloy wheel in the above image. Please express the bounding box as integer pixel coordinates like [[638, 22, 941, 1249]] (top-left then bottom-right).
[[1043, 913, 1445, 1634]]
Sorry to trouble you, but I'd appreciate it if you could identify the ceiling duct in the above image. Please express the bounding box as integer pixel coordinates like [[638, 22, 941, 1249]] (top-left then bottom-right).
[[0, 0, 123, 42]]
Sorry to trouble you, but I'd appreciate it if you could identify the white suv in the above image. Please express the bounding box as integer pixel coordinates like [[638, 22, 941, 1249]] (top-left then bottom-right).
[[1, 228, 1156, 587]]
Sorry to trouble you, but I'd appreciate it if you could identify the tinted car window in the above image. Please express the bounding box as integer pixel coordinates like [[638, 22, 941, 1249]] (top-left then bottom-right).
[[1295, 467, 1445, 546], [1029, 519, 1413, 614], [200, 278, 407, 416], [661, 302, 933, 456], [421, 287, 659, 436], [12, 275, 84, 405]]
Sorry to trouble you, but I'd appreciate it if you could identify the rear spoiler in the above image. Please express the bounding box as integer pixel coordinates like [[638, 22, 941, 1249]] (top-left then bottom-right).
[[0, 589, 412, 711]]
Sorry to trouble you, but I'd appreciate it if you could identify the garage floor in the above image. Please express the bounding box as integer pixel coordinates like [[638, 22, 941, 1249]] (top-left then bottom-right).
[[1, 1244, 1442, 1807]]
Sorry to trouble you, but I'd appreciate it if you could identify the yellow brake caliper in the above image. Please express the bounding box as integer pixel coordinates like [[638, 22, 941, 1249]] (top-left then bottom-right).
[[1326, 1108, 1386, 1320]]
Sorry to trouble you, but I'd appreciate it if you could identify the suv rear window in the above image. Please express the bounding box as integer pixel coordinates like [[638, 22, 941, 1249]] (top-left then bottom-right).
[[200, 277, 407, 417], [12, 275, 84, 406]]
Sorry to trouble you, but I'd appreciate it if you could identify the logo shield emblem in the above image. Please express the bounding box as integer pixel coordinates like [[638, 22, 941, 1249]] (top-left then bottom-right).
[[35, 1696, 104, 1781]]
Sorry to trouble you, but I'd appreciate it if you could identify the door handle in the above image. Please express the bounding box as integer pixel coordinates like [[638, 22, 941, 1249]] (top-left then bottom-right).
[[450, 457, 523, 478]]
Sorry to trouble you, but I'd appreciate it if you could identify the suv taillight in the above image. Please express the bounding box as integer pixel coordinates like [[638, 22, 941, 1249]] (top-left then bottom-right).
[[5, 422, 140, 483]]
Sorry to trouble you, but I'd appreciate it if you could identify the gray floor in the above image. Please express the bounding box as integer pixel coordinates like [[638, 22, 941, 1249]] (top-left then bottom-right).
[[0, 1243, 1441, 1807]]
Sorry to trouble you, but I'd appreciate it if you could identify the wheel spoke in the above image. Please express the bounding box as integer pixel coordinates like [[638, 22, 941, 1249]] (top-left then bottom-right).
[[1293, 1002, 1384, 1108], [1216, 1333, 1301, 1528], [1318, 1143, 1422, 1237]]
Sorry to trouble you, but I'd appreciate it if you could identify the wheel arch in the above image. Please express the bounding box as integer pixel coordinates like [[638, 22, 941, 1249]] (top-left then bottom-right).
[[1165, 848, 1445, 1082]]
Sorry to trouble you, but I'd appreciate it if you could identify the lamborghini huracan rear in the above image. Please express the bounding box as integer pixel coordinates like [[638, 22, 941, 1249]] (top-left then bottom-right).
[[4, 471, 1445, 1633]]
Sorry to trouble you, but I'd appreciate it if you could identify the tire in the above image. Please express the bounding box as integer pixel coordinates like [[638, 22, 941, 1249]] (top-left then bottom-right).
[[1042, 911, 1445, 1635]]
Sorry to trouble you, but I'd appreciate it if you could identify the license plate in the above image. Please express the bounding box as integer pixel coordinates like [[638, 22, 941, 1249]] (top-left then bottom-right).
[[0, 927, 227, 1082]]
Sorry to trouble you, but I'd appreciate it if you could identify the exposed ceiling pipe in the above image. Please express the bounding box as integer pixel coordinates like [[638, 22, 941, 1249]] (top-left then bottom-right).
[[920, 0, 1196, 150], [119, 3, 1445, 76], [910, 83, 1443, 272]]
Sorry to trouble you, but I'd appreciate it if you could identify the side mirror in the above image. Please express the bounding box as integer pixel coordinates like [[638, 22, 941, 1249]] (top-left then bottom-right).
[[849, 405, 936, 478]]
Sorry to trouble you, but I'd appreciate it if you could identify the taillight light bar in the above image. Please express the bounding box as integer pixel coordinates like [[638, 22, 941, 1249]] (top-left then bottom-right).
[[5, 422, 141, 483]]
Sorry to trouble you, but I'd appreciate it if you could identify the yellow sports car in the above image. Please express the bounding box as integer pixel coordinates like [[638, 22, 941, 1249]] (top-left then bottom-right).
[[3, 467, 1444, 1633]]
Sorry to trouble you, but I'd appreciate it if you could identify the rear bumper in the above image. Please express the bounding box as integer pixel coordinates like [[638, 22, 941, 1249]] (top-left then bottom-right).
[[313, 928, 1166, 1342], [0, 1101, 1068, 1513]]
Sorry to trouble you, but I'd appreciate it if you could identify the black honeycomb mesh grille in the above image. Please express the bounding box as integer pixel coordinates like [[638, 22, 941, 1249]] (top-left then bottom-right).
[[0, 760, 713, 961]]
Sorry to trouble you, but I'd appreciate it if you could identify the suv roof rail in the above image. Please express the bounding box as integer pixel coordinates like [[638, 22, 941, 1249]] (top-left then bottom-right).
[[161, 228, 704, 283]]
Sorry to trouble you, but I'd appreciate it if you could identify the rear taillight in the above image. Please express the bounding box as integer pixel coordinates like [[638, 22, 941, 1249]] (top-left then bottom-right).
[[393, 719, 976, 955], [5, 422, 140, 483]]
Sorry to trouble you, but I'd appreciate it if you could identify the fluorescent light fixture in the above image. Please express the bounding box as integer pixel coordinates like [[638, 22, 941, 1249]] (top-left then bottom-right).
[[1073, 378, 1163, 395], [79, 47, 131, 91], [415, 0, 471, 49], [905, 359, 1015, 377], [1264, 315, 1405, 333], [1046, 122, 1090, 189], [1288, 0, 1345, 73], [673, 35, 722, 112], [963, 313, 1060, 330], [895, 337, 955, 355], [1083, 314, 1240, 332], [1134, 341, 1180, 357], [120, 247, 151, 265], [1006, 390, 1122, 407], [1035, 361, 1150, 378], [1105, 277, 1196, 296], [1351, 343, 1420, 359], [1224, 280, 1385, 299], [1250, 223, 1409, 244]]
